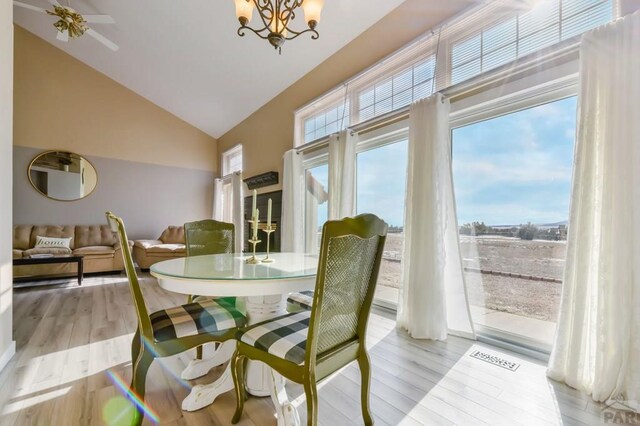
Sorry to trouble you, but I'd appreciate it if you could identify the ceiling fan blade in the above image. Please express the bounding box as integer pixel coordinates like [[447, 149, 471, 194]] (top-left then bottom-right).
[[83, 14, 115, 24], [56, 30, 68, 42], [85, 29, 119, 51], [13, 1, 48, 13]]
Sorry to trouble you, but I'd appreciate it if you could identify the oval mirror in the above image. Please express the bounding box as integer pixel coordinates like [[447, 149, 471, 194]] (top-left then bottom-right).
[[28, 151, 97, 201]]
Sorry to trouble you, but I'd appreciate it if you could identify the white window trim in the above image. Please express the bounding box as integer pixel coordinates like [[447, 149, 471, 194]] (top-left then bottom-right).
[[221, 144, 243, 178], [294, 0, 620, 148]]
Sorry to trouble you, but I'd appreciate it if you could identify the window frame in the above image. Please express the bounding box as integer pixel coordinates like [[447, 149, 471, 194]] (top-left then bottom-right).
[[221, 144, 243, 177], [449, 81, 579, 354]]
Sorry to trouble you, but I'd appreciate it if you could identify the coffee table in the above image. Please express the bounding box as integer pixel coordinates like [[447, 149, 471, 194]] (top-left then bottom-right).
[[13, 255, 84, 286]]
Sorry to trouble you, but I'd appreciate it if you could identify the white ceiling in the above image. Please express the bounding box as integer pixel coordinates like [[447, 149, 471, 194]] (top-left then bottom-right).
[[13, 1, 458, 139]]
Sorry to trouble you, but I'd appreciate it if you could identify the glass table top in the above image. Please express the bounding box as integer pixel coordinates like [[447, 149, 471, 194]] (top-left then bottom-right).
[[150, 252, 319, 281]]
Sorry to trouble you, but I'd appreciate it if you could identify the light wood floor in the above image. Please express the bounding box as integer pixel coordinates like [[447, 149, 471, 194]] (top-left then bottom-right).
[[0, 273, 612, 425]]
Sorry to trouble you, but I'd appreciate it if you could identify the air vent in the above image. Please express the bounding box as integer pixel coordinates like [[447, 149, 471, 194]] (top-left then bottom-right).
[[470, 350, 520, 371]]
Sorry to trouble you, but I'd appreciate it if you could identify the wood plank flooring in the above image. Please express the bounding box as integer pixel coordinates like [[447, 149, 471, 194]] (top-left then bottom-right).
[[0, 273, 613, 425]]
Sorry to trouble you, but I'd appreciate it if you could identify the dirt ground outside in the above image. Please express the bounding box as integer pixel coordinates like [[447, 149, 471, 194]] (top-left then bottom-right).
[[377, 233, 566, 322]]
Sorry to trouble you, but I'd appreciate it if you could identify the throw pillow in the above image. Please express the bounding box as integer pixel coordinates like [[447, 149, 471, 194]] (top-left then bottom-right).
[[34, 236, 72, 250]]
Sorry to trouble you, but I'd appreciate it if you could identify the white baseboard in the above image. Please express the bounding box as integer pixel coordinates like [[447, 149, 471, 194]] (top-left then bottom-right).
[[0, 341, 16, 372]]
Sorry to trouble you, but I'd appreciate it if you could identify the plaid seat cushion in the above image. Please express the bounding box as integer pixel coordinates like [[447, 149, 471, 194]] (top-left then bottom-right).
[[237, 311, 310, 365], [150, 298, 246, 342], [287, 291, 314, 311]]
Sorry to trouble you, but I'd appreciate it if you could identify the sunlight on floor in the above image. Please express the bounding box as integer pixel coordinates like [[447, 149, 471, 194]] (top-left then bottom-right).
[[2, 386, 71, 415]]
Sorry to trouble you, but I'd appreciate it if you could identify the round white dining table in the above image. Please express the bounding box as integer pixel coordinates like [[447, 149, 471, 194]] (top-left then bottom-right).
[[150, 252, 318, 425]]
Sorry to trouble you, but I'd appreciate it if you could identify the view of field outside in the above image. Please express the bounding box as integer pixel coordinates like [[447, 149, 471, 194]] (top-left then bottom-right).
[[452, 96, 577, 338], [304, 97, 577, 340], [356, 140, 408, 304]]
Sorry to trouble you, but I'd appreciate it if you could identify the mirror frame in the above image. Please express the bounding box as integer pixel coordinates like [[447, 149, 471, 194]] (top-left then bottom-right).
[[28, 150, 98, 202]]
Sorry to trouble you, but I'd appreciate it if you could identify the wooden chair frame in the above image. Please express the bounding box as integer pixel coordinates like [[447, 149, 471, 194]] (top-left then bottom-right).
[[231, 214, 387, 425], [106, 212, 240, 426]]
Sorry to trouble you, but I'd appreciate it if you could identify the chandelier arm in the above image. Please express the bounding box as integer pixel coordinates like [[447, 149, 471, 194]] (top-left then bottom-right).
[[237, 25, 272, 40], [282, 27, 319, 42], [253, 0, 274, 31], [279, 0, 299, 29]]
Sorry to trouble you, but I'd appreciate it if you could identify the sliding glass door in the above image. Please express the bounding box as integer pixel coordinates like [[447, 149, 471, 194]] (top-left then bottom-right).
[[356, 138, 409, 307], [451, 96, 577, 349]]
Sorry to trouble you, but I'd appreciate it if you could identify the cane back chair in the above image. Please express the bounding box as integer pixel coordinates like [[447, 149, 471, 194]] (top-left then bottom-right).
[[231, 214, 387, 426], [106, 212, 246, 426]]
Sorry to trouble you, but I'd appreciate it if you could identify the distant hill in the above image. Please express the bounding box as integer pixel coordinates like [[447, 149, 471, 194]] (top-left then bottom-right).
[[490, 220, 568, 229]]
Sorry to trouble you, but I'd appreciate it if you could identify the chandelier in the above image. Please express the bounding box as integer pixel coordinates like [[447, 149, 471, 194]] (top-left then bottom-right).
[[233, 0, 325, 53]]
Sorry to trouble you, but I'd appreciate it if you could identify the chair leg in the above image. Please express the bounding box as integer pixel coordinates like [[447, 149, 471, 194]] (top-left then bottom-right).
[[231, 350, 246, 424], [130, 348, 154, 426], [303, 379, 318, 426], [358, 351, 374, 426], [130, 328, 141, 373]]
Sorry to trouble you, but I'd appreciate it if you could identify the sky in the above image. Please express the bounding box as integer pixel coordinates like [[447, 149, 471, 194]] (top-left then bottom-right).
[[452, 96, 576, 226], [307, 96, 577, 229]]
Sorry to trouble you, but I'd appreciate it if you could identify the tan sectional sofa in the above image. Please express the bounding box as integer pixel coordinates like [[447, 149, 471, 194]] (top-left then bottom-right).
[[13, 224, 132, 279], [133, 226, 186, 270]]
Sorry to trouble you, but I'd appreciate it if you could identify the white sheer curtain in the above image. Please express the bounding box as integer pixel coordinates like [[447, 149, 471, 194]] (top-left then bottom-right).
[[281, 149, 304, 253], [212, 172, 244, 252], [230, 173, 244, 253], [397, 93, 475, 340], [212, 178, 224, 221], [328, 129, 357, 220], [548, 12, 640, 409]]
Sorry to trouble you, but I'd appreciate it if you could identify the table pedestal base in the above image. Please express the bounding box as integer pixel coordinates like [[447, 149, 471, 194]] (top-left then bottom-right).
[[181, 348, 236, 411], [181, 341, 234, 381], [181, 294, 301, 425]]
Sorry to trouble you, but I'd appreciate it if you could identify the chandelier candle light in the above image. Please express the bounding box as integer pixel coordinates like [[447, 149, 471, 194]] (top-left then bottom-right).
[[233, 0, 325, 53], [247, 190, 262, 264]]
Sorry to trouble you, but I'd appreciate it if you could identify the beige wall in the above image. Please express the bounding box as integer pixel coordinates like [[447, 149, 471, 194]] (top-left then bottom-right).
[[1, 0, 15, 370], [14, 26, 217, 172], [13, 26, 218, 238], [217, 0, 473, 193]]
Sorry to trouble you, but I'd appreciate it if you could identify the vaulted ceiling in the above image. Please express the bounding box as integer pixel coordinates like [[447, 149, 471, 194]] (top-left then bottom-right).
[[13, 1, 469, 138]]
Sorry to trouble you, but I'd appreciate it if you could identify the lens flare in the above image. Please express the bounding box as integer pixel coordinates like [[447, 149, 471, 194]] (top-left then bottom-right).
[[106, 370, 160, 424]]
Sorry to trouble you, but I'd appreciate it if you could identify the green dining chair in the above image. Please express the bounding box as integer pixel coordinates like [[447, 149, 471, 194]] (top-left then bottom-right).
[[106, 212, 246, 426], [184, 219, 236, 360], [184, 219, 235, 258], [231, 214, 388, 426]]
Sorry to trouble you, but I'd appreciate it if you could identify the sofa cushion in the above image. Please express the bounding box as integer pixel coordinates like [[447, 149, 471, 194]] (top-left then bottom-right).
[[13, 249, 23, 259], [29, 225, 75, 249], [73, 246, 116, 259], [23, 247, 73, 257], [144, 244, 186, 255], [74, 225, 117, 249], [134, 240, 163, 249], [13, 225, 32, 250], [159, 226, 185, 245]]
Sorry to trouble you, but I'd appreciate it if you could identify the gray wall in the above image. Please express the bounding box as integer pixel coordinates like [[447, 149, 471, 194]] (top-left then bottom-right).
[[14, 146, 215, 240]]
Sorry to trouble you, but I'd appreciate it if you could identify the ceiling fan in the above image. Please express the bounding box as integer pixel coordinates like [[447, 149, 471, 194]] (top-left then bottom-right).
[[13, 0, 119, 51]]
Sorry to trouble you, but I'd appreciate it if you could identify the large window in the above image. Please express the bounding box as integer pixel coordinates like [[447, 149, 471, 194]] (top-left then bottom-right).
[[356, 138, 409, 307], [452, 96, 577, 347], [357, 56, 435, 123], [451, 0, 613, 84], [295, 1, 617, 146], [303, 102, 349, 144]]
